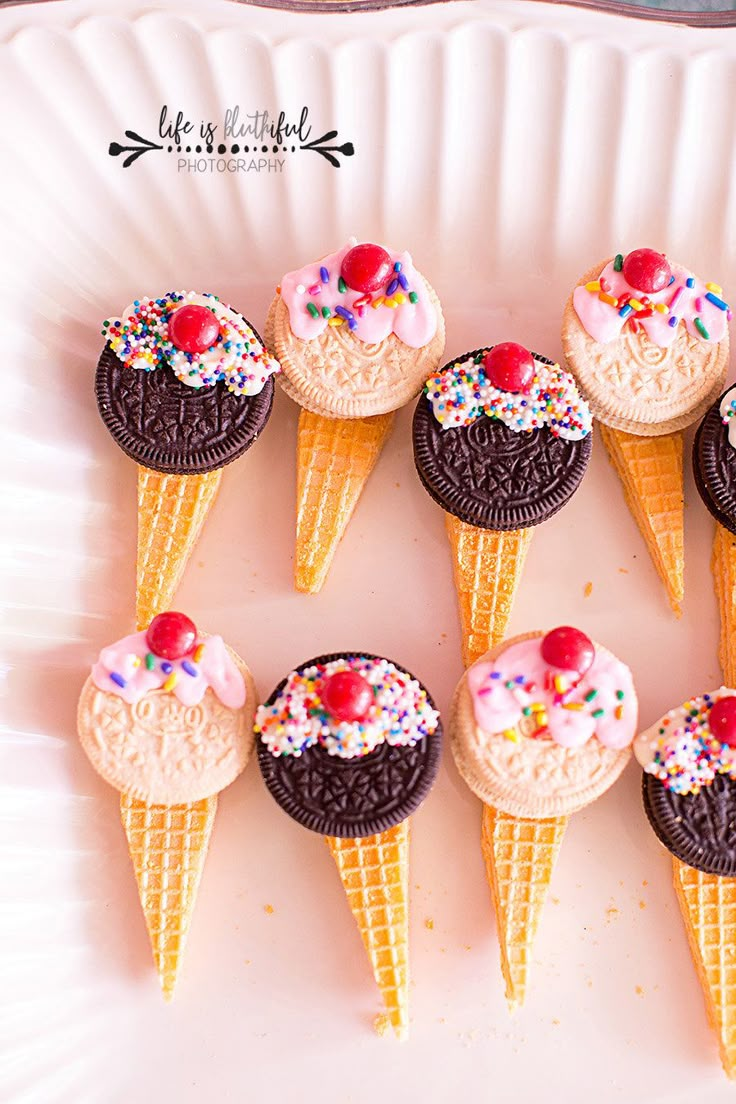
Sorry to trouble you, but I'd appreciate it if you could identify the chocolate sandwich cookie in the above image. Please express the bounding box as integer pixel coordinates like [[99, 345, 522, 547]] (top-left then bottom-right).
[[256, 651, 442, 838], [693, 388, 736, 536], [96, 293, 277, 475], [413, 347, 592, 530], [636, 691, 736, 877], [643, 771, 736, 878]]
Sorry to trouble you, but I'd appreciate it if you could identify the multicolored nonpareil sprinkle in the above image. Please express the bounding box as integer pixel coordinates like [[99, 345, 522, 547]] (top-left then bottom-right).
[[424, 353, 592, 440], [255, 657, 439, 760], [634, 691, 736, 795], [102, 291, 280, 396], [719, 387, 736, 450]]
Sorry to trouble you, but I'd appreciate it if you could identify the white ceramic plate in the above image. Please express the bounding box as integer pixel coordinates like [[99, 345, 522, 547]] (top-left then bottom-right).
[[2, 2, 736, 1101]]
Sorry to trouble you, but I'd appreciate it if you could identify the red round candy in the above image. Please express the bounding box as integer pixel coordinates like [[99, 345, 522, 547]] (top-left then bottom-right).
[[146, 612, 197, 660], [168, 304, 221, 354], [340, 244, 393, 294], [541, 626, 595, 675], [622, 249, 672, 294], [483, 342, 535, 394], [321, 670, 374, 723], [709, 697, 736, 748]]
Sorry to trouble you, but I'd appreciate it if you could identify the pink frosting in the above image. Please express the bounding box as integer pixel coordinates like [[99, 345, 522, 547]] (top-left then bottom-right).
[[573, 260, 729, 347], [467, 638, 637, 750], [279, 240, 437, 349], [91, 631, 246, 709]]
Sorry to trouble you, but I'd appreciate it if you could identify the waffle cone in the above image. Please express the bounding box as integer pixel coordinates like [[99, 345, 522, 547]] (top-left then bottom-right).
[[481, 804, 567, 1009], [295, 410, 394, 593], [598, 425, 684, 614], [444, 514, 533, 668], [673, 857, 736, 1078], [136, 466, 222, 628], [326, 821, 410, 1038], [712, 524, 736, 686], [120, 792, 217, 999]]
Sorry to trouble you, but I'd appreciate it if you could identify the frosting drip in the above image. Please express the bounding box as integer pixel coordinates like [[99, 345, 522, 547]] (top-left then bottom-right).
[[468, 637, 636, 750], [573, 259, 729, 348], [103, 291, 280, 395], [91, 631, 246, 709], [279, 240, 437, 349]]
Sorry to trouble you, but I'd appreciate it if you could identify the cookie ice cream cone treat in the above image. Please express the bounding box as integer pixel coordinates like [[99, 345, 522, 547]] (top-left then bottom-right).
[[265, 240, 445, 593], [451, 627, 637, 1007], [562, 249, 730, 613], [636, 691, 736, 1077], [96, 293, 279, 626], [694, 390, 736, 685], [78, 612, 256, 998], [256, 652, 441, 1037], [413, 343, 592, 667]]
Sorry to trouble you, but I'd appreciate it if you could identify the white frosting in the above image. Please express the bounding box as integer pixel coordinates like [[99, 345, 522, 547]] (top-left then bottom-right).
[[104, 291, 280, 396], [719, 387, 736, 448], [424, 354, 592, 440]]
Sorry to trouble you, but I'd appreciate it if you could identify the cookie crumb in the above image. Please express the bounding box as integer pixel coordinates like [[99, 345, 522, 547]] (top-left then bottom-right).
[[552, 1018, 561, 1026], [583, 581, 593, 598], [373, 1013, 390, 1036], [635, 985, 645, 997], [618, 567, 629, 574], [425, 918, 434, 930], [264, 904, 274, 914], [639, 899, 646, 910], [605, 904, 620, 923]]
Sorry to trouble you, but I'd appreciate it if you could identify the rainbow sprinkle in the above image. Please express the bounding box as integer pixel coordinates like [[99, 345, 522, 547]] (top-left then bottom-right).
[[254, 657, 439, 760], [644, 694, 736, 795], [102, 291, 280, 397], [424, 352, 592, 440]]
